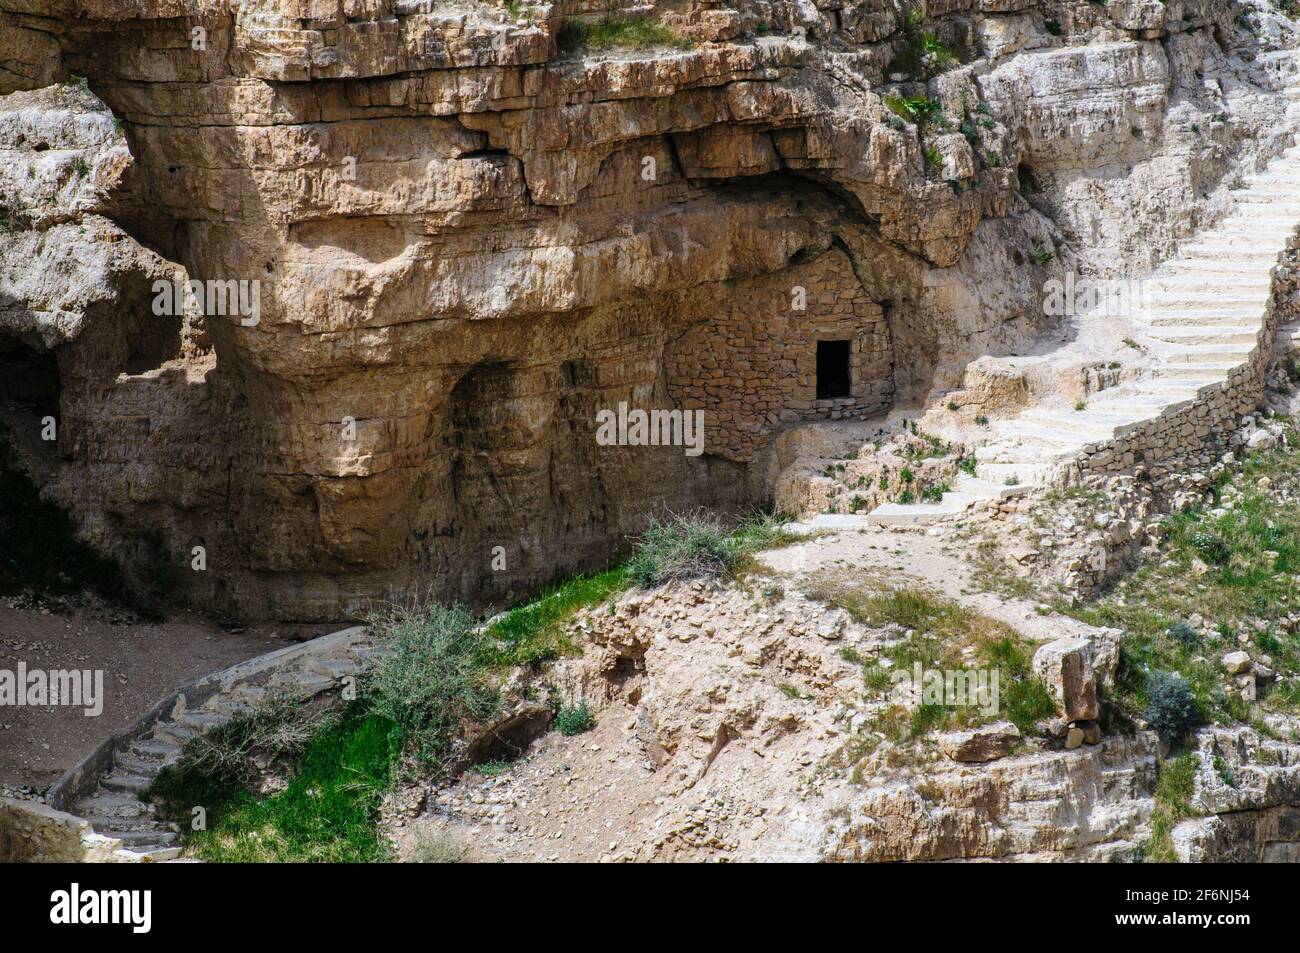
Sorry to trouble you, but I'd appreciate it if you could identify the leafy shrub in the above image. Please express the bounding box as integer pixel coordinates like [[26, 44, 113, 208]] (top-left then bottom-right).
[[1145, 670, 1200, 742], [1167, 620, 1198, 647], [553, 701, 595, 736], [366, 603, 500, 768]]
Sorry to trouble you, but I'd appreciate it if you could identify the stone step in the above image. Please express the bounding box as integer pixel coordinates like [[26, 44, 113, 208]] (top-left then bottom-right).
[[1160, 257, 1276, 274], [1143, 309, 1260, 327], [1232, 191, 1300, 205], [950, 473, 1032, 499], [307, 656, 362, 680], [101, 773, 153, 795], [128, 737, 183, 757], [970, 462, 1053, 486], [1145, 330, 1259, 349], [973, 441, 1072, 463], [173, 711, 227, 731], [101, 829, 178, 848], [268, 670, 337, 696], [200, 695, 253, 719], [866, 493, 985, 526], [1176, 243, 1281, 262], [1018, 407, 1145, 436], [80, 813, 166, 833], [1145, 290, 1263, 309], [1208, 225, 1298, 245], [151, 721, 197, 745], [1001, 417, 1119, 445], [229, 684, 269, 706], [794, 513, 874, 532], [73, 791, 151, 819], [1151, 362, 1234, 380], [126, 846, 184, 862], [1147, 273, 1272, 291], [1163, 344, 1254, 363], [112, 751, 171, 776]]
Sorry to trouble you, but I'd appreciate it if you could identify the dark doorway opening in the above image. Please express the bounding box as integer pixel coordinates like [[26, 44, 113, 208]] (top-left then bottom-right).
[[816, 340, 851, 399]]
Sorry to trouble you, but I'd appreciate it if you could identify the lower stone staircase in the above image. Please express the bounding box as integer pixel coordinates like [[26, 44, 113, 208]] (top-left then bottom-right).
[[800, 92, 1300, 531], [48, 626, 372, 861]]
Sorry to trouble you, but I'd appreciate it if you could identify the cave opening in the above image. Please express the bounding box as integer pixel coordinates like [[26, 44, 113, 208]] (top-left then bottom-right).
[[816, 339, 852, 399], [0, 337, 60, 425]]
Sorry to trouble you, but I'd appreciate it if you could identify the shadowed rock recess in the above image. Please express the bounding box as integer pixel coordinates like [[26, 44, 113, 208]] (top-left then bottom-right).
[[1, 0, 1299, 622]]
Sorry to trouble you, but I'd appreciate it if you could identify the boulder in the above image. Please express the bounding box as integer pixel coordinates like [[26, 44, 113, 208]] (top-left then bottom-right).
[[1222, 651, 1252, 675], [1032, 637, 1099, 721], [1247, 429, 1278, 451], [938, 721, 1021, 763]]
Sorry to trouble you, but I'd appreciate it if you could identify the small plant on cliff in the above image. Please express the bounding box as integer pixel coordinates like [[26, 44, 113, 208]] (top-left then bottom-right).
[[1144, 670, 1201, 743], [888, 10, 956, 79], [885, 95, 944, 129], [553, 700, 596, 735], [1028, 243, 1054, 265], [920, 482, 949, 503], [556, 16, 692, 55]]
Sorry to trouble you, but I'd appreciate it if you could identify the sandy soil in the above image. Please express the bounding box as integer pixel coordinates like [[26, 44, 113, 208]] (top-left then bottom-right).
[[0, 600, 288, 790]]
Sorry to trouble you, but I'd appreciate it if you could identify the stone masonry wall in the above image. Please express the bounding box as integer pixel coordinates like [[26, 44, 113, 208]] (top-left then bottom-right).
[[666, 246, 894, 463]]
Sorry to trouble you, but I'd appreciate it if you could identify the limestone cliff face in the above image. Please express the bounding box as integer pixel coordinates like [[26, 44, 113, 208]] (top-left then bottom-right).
[[0, 0, 1295, 620]]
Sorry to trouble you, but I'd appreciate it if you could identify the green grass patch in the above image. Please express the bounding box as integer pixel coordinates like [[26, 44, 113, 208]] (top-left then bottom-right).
[[484, 565, 628, 668], [557, 16, 692, 55], [149, 705, 395, 863], [1141, 752, 1199, 863]]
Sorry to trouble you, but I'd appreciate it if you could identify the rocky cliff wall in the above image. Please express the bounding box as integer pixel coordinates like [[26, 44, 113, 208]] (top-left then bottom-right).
[[0, 0, 1295, 620]]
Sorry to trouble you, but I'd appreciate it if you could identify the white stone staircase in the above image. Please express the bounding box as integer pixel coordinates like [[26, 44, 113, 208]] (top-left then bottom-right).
[[810, 104, 1300, 530], [47, 627, 372, 861]]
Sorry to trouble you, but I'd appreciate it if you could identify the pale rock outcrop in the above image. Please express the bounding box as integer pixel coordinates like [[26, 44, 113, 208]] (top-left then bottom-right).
[[1032, 636, 1100, 722], [938, 721, 1020, 762]]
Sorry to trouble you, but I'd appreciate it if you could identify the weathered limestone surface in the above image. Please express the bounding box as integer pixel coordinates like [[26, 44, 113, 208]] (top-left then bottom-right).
[[0, 0, 1296, 620]]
